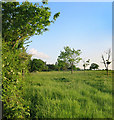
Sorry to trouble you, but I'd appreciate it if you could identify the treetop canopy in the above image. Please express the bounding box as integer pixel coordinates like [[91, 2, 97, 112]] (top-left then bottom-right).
[[2, 1, 60, 49]]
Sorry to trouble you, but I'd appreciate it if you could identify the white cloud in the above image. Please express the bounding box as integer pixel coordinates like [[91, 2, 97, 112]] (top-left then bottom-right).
[[28, 48, 50, 59]]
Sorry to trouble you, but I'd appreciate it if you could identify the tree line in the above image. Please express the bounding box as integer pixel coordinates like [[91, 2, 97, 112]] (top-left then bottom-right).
[[28, 46, 111, 74], [28, 58, 100, 72]]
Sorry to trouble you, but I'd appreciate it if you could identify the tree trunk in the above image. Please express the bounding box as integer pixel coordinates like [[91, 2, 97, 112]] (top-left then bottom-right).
[[71, 63, 73, 74], [107, 69, 108, 76], [84, 66, 85, 73], [106, 69, 108, 76], [106, 65, 108, 76]]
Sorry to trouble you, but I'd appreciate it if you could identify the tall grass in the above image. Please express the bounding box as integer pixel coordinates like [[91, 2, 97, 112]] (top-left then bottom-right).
[[22, 71, 112, 118]]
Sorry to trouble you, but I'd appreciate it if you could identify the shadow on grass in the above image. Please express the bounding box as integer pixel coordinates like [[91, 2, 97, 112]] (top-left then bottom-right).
[[53, 77, 70, 82]]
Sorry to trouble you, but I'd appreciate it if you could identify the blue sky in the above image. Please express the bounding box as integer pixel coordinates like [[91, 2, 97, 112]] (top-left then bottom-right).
[[27, 2, 112, 69]]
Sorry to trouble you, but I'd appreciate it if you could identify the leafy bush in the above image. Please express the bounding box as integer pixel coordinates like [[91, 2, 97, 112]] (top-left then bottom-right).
[[2, 41, 30, 118]]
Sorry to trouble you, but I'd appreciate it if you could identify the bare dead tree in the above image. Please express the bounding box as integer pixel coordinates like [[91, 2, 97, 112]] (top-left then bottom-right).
[[83, 59, 90, 72], [101, 49, 112, 76]]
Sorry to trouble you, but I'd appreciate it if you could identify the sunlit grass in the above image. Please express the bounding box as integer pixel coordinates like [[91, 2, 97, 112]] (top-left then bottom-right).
[[23, 71, 112, 118]]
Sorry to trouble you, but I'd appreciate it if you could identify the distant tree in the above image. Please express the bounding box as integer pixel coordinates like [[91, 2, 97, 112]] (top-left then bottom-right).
[[83, 59, 90, 71], [29, 59, 47, 72], [54, 62, 59, 71], [57, 59, 69, 71], [101, 49, 112, 76], [90, 63, 99, 70], [58, 46, 82, 74], [76, 67, 81, 71], [68, 65, 77, 71], [47, 64, 57, 71]]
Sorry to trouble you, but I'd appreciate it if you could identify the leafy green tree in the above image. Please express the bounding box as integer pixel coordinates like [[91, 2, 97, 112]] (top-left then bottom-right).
[[83, 59, 90, 71], [47, 64, 57, 71], [58, 46, 82, 74], [57, 59, 69, 71], [2, 2, 60, 50], [68, 64, 77, 71], [2, 1, 60, 118], [90, 63, 99, 70], [29, 59, 47, 72]]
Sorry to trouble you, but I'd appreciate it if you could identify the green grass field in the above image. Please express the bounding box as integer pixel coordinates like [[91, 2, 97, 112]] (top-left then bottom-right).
[[23, 71, 112, 118]]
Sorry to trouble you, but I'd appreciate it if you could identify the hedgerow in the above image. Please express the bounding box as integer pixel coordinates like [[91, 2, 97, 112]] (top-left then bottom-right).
[[2, 41, 31, 118], [2, 1, 59, 118]]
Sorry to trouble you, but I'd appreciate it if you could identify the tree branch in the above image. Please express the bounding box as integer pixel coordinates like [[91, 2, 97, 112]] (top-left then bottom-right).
[[12, 34, 28, 49], [102, 55, 107, 69]]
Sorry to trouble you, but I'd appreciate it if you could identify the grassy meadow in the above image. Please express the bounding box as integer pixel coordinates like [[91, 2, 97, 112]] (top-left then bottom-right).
[[23, 71, 112, 118]]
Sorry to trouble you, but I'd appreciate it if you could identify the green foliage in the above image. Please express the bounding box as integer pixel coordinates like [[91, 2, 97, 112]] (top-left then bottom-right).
[[90, 63, 99, 70], [23, 71, 112, 118], [46, 64, 60, 71], [58, 46, 82, 73], [75, 67, 81, 71], [2, 41, 31, 118], [53, 12, 60, 20], [57, 59, 69, 71], [42, 0, 48, 4], [2, 1, 60, 50], [2, 1, 60, 118], [68, 64, 77, 71], [29, 59, 47, 72]]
